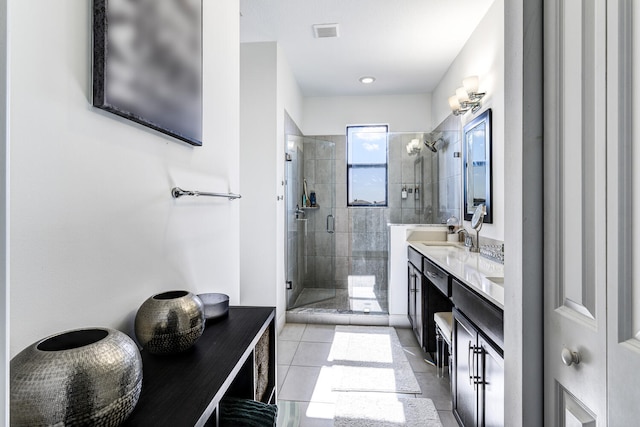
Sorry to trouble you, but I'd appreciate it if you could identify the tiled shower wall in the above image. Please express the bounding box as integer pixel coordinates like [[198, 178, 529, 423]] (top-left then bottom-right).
[[300, 135, 389, 308], [299, 138, 336, 290], [286, 113, 462, 311], [309, 120, 462, 299]]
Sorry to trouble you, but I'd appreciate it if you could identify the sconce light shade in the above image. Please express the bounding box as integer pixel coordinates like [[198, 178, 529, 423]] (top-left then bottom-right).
[[449, 76, 486, 116], [406, 138, 422, 155], [449, 95, 461, 111], [456, 87, 470, 103], [463, 76, 480, 94]]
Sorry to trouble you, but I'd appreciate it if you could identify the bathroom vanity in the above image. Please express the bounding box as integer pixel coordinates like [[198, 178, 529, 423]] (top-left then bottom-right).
[[407, 242, 504, 427]]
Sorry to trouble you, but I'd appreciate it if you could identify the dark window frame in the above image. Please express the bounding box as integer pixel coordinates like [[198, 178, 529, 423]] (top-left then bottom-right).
[[346, 125, 389, 207]]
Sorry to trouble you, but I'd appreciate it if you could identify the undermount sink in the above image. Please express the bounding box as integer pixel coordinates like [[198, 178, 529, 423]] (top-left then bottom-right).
[[418, 241, 464, 248], [485, 277, 504, 285]]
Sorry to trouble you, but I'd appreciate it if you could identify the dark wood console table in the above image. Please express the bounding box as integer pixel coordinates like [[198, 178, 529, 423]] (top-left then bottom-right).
[[123, 306, 276, 427]]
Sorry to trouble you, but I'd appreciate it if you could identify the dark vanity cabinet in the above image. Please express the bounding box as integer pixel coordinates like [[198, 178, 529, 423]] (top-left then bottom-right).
[[422, 257, 453, 355], [408, 246, 424, 347], [408, 247, 453, 354], [452, 279, 504, 427]]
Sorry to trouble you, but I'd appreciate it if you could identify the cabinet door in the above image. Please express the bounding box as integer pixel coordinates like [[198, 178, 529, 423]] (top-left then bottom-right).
[[453, 310, 478, 427], [415, 270, 423, 347], [478, 335, 504, 427], [408, 264, 416, 327]]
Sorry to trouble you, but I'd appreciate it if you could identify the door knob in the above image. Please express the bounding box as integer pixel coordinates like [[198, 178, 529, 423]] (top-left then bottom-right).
[[561, 347, 580, 366]]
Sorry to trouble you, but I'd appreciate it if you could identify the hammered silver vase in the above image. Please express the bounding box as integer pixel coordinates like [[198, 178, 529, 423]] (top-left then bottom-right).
[[10, 327, 143, 426], [134, 290, 205, 354]]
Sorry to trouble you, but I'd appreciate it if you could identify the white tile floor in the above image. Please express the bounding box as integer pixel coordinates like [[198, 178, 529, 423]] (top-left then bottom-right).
[[276, 323, 458, 426]]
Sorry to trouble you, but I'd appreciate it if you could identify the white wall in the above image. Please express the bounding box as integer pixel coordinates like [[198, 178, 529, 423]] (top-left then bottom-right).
[[240, 42, 304, 328], [240, 42, 278, 310], [431, 0, 505, 241], [302, 94, 431, 135], [9, 0, 240, 357], [0, 0, 7, 422], [276, 46, 304, 327], [504, 0, 543, 423]]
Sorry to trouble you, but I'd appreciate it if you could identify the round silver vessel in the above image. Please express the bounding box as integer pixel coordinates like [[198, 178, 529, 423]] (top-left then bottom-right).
[[10, 327, 143, 426], [134, 290, 205, 354], [197, 293, 229, 321]]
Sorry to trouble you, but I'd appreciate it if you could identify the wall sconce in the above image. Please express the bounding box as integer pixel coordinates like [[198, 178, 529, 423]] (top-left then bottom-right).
[[406, 138, 422, 156], [449, 75, 486, 116]]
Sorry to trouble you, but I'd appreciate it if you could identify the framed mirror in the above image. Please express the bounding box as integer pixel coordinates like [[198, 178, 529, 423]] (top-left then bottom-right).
[[463, 108, 492, 223]]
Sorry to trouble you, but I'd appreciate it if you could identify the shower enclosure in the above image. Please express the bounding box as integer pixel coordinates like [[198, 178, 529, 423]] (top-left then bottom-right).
[[285, 134, 390, 315], [285, 135, 337, 310], [285, 128, 461, 315]]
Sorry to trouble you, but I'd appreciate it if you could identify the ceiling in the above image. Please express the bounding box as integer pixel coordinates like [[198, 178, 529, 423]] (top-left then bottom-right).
[[239, 0, 495, 97]]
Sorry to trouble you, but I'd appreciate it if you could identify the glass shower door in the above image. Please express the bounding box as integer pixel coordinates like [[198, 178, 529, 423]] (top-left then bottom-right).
[[285, 136, 336, 310]]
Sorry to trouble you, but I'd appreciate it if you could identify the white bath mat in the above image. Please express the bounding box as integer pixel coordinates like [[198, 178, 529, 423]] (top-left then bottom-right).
[[329, 325, 421, 394], [334, 394, 443, 427]]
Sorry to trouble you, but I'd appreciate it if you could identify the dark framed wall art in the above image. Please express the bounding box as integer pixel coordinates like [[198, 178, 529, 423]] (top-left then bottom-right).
[[93, 0, 203, 146]]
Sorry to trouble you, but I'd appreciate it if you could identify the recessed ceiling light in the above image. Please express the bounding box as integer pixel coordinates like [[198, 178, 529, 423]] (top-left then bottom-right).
[[359, 76, 376, 84]]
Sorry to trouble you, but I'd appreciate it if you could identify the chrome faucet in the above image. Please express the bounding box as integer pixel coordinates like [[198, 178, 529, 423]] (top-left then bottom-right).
[[295, 204, 306, 219]]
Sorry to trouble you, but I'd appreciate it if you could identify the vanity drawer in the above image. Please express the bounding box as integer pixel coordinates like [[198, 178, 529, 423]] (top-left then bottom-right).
[[452, 278, 503, 349], [423, 258, 451, 297], [408, 246, 423, 272]]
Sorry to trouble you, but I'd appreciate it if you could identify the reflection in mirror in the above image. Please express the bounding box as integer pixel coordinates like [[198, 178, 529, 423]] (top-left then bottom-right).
[[388, 122, 461, 225], [463, 108, 492, 223], [414, 157, 423, 215]]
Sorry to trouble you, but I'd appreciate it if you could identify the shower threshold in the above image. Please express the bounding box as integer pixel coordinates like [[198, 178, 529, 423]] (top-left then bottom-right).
[[287, 288, 389, 325]]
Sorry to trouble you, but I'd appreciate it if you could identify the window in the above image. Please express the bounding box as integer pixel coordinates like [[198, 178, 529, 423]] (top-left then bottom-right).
[[347, 125, 388, 207]]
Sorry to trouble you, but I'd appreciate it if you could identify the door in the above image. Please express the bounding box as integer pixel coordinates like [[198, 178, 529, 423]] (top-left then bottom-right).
[[415, 267, 423, 346], [453, 310, 478, 427], [545, 0, 640, 424], [606, 1, 640, 424], [408, 262, 417, 339], [285, 136, 337, 310], [544, 0, 607, 424], [478, 335, 503, 427]]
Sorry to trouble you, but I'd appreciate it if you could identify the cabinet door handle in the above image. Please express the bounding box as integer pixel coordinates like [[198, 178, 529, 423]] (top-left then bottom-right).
[[468, 341, 474, 386], [473, 347, 482, 390], [468, 343, 483, 390], [472, 346, 485, 390]]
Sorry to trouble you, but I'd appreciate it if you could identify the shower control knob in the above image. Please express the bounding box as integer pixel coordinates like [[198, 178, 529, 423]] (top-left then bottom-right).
[[561, 347, 580, 366]]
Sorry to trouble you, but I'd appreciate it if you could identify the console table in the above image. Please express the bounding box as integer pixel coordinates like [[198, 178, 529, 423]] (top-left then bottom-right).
[[123, 306, 276, 427]]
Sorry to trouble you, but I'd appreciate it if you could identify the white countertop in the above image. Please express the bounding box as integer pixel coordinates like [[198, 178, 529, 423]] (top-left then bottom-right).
[[408, 242, 505, 309]]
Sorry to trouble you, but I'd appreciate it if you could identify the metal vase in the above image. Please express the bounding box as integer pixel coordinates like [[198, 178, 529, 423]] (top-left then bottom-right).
[[10, 327, 143, 426], [134, 290, 205, 354]]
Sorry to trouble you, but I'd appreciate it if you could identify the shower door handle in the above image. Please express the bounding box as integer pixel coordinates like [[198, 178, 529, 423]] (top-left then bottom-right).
[[326, 214, 335, 234]]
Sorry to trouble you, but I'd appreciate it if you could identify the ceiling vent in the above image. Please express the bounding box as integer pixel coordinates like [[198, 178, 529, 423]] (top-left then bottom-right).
[[313, 23, 340, 38]]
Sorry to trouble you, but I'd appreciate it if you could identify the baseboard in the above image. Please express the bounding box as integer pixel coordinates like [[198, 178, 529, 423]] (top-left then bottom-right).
[[388, 314, 411, 328]]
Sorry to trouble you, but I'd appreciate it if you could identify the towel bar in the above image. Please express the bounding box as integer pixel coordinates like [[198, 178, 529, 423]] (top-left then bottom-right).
[[171, 187, 242, 200]]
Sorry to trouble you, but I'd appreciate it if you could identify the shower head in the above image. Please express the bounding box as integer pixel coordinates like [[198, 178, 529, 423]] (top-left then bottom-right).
[[424, 139, 438, 153], [424, 132, 444, 153]]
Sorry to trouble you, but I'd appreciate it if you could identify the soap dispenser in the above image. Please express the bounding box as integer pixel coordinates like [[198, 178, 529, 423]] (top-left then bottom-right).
[[446, 216, 459, 242], [401, 187, 408, 199]]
